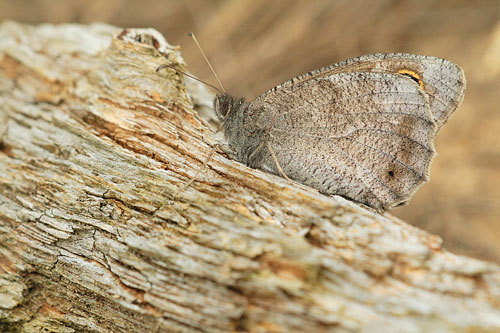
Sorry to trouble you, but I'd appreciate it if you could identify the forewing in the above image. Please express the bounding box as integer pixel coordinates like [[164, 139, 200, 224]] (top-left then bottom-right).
[[255, 53, 465, 129], [249, 72, 436, 211]]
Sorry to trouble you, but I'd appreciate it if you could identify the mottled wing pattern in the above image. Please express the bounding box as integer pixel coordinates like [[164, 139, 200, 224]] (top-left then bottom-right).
[[256, 53, 466, 129], [249, 71, 437, 211]]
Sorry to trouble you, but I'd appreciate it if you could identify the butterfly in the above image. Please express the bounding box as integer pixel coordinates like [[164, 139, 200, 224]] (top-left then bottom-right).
[[214, 53, 466, 212]]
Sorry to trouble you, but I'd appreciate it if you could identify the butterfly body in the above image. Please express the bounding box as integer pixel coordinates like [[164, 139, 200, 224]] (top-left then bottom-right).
[[214, 53, 466, 212]]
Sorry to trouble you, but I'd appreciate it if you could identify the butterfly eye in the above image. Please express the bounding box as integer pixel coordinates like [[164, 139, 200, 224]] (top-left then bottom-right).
[[398, 69, 424, 89]]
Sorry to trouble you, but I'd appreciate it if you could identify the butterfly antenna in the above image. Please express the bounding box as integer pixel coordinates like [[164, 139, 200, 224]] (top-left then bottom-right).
[[156, 64, 222, 93], [188, 32, 226, 93]]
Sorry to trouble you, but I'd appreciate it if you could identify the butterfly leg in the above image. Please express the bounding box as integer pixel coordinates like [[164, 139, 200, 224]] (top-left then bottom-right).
[[172, 144, 218, 198], [266, 141, 293, 183], [247, 141, 266, 164]]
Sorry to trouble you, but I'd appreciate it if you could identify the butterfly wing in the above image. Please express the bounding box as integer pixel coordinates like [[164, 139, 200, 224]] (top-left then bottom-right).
[[248, 71, 437, 211], [255, 53, 465, 129]]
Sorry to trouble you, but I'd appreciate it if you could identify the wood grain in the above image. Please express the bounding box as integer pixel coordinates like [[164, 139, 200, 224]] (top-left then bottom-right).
[[0, 21, 499, 332]]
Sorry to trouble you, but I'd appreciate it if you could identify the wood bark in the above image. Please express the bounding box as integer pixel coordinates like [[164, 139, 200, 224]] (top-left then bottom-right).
[[0, 21, 499, 332]]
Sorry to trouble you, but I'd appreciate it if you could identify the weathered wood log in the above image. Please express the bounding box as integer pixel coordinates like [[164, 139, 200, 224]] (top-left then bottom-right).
[[1, 21, 499, 332]]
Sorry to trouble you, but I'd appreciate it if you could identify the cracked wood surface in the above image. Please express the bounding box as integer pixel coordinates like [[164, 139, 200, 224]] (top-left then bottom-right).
[[0, 21, 499, 332]]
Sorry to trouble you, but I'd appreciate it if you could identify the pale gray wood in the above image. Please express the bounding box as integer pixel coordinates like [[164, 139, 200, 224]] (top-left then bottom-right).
[[0, 21, 499, 332]]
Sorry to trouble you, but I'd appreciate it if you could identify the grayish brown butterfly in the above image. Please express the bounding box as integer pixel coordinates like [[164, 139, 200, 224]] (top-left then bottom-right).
[[214, 53, 466, 212]]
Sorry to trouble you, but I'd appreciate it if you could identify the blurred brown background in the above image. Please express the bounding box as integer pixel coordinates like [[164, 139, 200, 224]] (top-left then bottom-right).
[[1, 0, 499, 263]]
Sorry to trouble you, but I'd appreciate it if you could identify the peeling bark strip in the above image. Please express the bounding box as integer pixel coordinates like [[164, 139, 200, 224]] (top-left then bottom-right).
[[0, 21, 499, 332]]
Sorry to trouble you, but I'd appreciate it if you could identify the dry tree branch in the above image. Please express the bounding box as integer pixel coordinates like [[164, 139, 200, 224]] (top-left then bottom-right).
[[0, 21, 499, 332]]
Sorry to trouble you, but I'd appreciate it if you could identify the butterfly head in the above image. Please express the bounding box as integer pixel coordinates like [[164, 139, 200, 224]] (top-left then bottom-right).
[[214, 93, 244, 121]]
